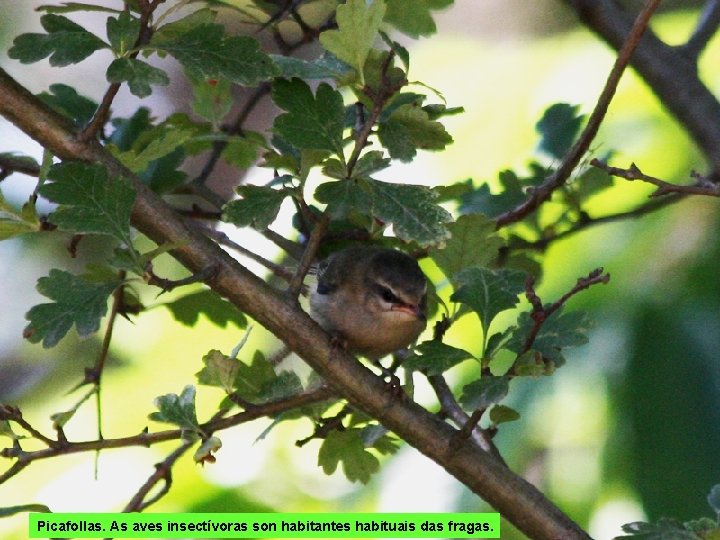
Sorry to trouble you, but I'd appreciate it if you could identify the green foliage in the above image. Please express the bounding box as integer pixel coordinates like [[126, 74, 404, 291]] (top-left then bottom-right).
[[150, 21, 278, 86], [536, 103, 584, 159], [319, 0, 386, 82], [430, 214, 503, 282], [39, 162, 136, 246], [318, 429, 380, 484], [451, 267, 526, 335], [272, 79, 345, 154], [164, 290, 247, 329], [106, 11, 140, 56], [507, 309, 591, 370], [106, 58, 169, 98], [384, 0, 453, 38], [223, 185, 288, 230], [377, 103, 453, 162], [460, 376, 510, 410], [404, 341, 474, 375], [37, 84, 97, 128], [8, 14, 107, 66], [149, 385, 201, 436], [0, 188, 40, 239], [24, 269, 122, 348]]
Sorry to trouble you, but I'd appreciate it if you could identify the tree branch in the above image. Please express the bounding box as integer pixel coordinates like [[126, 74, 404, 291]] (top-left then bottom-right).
[[591, 159, 720, 197], [496, 0, 661, 228], [679, 0, 720, 62], [563, 0, 720, 176], [0, 65, 590, 540]]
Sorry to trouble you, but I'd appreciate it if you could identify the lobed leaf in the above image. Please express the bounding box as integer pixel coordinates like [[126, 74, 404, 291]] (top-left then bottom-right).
[[378, 103, 453, 162], [165, 289, 247, 329], [39, 162, 136, 246], [384, 0, 453, 38], [460, 376, 510, 410], [404, 341, 474, 375], [9, 14, 107, 66], [318, 429, 380, 484], [272, 79, 345, 154], [223, 185, 288, 230], [106, 58, 169, 98], [150, 22, 278, 86], [451, 267, 526, 334], [24, 269, 121, 348], [430, 214, 504, 282], [319, 0, 386, 81], [149, 385, 201, 434]]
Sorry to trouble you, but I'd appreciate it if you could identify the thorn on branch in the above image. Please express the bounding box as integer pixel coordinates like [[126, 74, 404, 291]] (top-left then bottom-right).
[[145, 264, 219, 294]]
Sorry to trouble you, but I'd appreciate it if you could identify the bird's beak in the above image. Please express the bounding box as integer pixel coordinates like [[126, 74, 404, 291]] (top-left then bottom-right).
[[391, 303, 425, 321]]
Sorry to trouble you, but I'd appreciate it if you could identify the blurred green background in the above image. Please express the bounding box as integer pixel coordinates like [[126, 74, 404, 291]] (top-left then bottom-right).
[[1, 2, 719, 539]]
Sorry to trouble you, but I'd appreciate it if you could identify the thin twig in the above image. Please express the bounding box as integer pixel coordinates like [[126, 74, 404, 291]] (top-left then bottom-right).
[[79, 1, 165, 141], [591, 159, 720, 197], [286, 212, 328, 299], [122, 441, 192, 513], [508, 194, 681, 252], [0, 386, 334, 485], [496, 0, 662, 228]]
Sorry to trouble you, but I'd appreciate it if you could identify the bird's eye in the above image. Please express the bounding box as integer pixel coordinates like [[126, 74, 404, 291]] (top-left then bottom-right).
[[376, 284, 398, 303]]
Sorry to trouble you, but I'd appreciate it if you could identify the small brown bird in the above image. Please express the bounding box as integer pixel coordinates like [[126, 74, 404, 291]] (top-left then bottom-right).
[[309, 246, 428, 359]]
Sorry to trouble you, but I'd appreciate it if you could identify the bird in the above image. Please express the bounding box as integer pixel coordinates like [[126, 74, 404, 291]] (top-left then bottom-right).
[[309, 246, 428, 359]]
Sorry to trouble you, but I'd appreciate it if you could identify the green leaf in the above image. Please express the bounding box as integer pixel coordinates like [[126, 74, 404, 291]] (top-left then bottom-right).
[[0, 190, 40, 239], [24, 269, 121, 348], [378, 103, 453, 162], [111, 125, 195, 173], [106, 58, 169, 98], [272, 79, 345, 154], [371, 180, 452, 247], [270, 53, 354, 82], [318, 429, 380, 484], [315, 177, 373, 219], [314, 178, 451, 247], [221, 134, 265, 169], [451, 267, 526, 333], [536, 103, 584, 160], [460, 376, 509, 410], [149, 385, 201, 434], [430, 214, 504, 282], [38, 3, 121, 14], [0, 504, 51, 517], [8, 14, 107, 66], [38, 83, 97, 128], [352, 151, 391, 178], [150, 23, 278, 86], [39, 162, 136, 246], [384, 0, 452, 38], [404, 341, 474, 375], [618, 519, 700, 539], [258, 371, 303, 402], [0, 420, 19, 440], [191, 76, 232, 123], [107, 11, 140, 56], [508, 308, 592, 369], [50, 386, 95, 428], [233, 351, 277, 403], [164, 289, 247, 329], [223, 185, 287, 230], [197, 350, 239, 394], [319, 0, 386, 81], [489, 404, 520, 425]]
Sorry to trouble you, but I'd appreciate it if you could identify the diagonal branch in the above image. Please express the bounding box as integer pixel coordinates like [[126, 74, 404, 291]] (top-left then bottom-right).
[[0, 65, 590, 540], [496, 0, 661, 228], [564, 0, 720, 176]]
